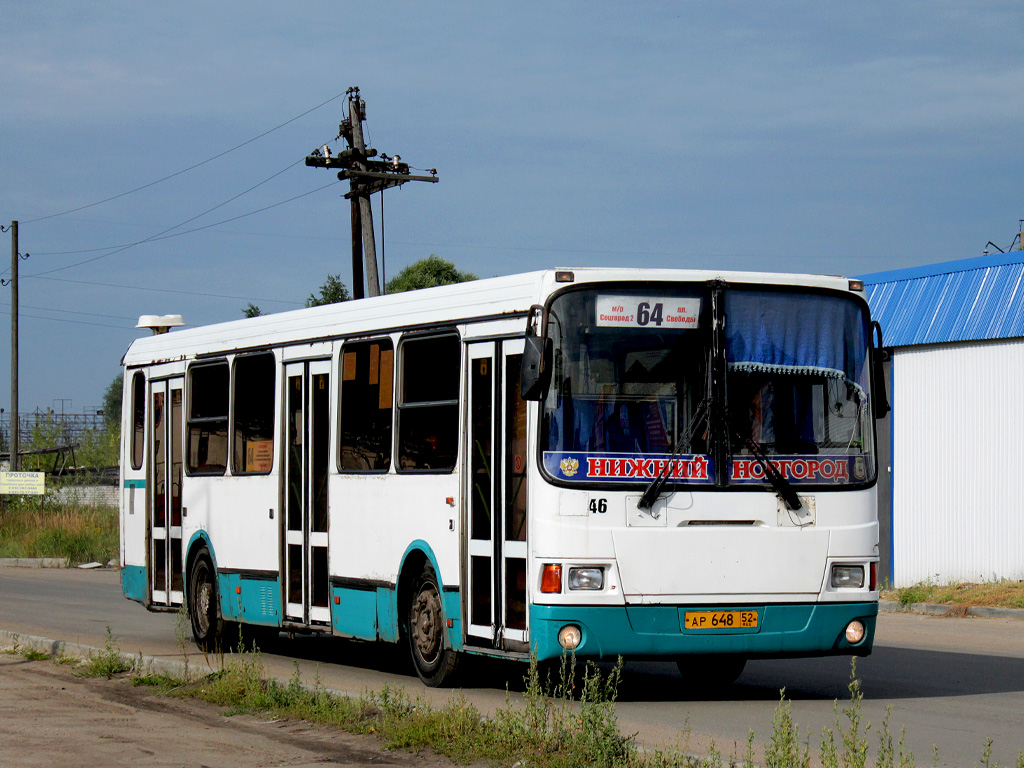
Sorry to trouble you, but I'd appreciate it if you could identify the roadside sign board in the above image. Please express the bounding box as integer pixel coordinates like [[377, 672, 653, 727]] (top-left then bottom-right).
[[0, 471, 46, 495]]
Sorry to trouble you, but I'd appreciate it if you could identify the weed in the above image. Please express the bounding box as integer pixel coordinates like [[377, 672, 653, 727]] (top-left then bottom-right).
[[174, 602, 191, 682], [81, 626, 135, 679], [20, 647, 50, 661], [766, 689, 809, 768]]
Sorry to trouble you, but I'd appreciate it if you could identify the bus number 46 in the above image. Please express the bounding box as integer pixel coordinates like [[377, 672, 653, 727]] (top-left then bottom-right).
[[589, 498, 608, 514]]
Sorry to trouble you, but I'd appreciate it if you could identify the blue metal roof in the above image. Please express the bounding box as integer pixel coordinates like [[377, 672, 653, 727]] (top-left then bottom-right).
[[859, 251, 1024, 347]]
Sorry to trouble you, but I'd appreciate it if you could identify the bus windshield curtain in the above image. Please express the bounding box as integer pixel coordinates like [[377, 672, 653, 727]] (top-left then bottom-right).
[[724, 290, 868, 396]]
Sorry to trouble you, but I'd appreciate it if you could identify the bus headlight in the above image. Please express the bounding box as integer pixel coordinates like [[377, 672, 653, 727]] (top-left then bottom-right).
[[558, 624, 582, 650], [567, 567, 604, 590], [831, 564, 864, 589]]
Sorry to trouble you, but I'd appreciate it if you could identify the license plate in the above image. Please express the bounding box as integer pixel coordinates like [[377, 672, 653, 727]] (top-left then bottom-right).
[[683, 610, 758, 629]]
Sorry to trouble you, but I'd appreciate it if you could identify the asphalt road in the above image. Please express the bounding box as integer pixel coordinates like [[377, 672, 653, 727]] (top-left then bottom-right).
[[2, 566, 1022, 767]]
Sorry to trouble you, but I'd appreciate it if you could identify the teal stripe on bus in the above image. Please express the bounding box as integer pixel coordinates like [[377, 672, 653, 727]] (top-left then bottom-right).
[[123, 479, 146, 489]]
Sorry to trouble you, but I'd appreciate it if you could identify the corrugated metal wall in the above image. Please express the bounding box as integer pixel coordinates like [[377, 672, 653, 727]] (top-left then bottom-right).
[[892, 339, 1024, 585]]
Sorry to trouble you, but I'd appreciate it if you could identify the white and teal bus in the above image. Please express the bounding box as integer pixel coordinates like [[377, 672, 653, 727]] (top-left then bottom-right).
[[120, 268, 885, 686]]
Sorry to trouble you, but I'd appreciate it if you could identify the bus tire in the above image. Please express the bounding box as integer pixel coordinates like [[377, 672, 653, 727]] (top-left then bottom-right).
[[188, 548, 225, 651], [675, 655, 746, 688], [406, 563, 459, 687]]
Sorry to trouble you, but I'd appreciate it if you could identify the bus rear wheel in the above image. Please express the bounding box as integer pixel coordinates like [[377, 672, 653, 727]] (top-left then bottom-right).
[[406, 564, 459, 687], [188, 548, 226, 651], [675, 655, 747, 688]]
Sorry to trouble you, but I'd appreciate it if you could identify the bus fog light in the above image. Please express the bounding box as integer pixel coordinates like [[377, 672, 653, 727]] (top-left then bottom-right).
[[568, 567, 604, 590], [831, 565, 864, 589], [845, 620, 866, 644], [558, 624, 582, 650]]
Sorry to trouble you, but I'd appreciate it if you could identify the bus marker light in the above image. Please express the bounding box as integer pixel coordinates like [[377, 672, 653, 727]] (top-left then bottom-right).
[[555, 271, 575, 283], [334, 596, 340, 605], [558, 625, 582, 650], [236, 586, 241, 594], [447, 619, 453, 628], [541, 564, 562, 593], [869, 562, 877, 591], [845, 620, 866, 644]]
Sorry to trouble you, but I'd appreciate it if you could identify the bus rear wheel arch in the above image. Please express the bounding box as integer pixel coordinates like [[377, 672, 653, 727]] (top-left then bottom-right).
[[402, 559, 459, 687]]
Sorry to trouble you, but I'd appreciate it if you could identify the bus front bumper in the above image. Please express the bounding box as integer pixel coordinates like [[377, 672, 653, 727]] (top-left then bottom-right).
[[529, 601, 877, 662]]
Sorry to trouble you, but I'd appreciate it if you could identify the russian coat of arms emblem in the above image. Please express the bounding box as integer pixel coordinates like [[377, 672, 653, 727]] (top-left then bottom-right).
[[559, 456, 580, 477]]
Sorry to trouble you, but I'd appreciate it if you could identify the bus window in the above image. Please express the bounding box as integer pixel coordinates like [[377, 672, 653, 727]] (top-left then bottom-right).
[[232, 353, 276, 474], [187, 362, 229, 475], [397, 335, 459, 471], [339, 339, 394, 471], [130, 371, 145, 470]]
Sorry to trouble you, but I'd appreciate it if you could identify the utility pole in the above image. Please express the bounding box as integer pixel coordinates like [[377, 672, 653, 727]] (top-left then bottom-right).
[[348, 95, 380, 297], [306, 88, 438, 299], [6, 221, 19, 471]]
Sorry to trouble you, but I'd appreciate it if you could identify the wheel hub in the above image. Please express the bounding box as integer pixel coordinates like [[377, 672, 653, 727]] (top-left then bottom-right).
[[411, 585, 442, 662]]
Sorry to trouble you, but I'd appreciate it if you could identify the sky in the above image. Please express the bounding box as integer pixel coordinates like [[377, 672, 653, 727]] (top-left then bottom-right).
[[1, 2, 1023, 415]]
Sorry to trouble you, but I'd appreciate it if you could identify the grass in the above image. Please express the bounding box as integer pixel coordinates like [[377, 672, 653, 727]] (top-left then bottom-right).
[[129, 647, 1022, 768], [882, 581, 1024, 610], [0, 497, 117, 564], [8, 629, 1023, 768]]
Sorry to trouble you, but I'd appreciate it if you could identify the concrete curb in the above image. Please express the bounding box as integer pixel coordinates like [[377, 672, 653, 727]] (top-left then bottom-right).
[[0, 558, 69, 568], [879, 600, 1024, 620], [0, 629, 213, 679]]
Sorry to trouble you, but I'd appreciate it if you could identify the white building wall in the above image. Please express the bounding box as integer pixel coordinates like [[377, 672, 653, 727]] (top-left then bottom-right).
[[892, 339, 1024, 585]]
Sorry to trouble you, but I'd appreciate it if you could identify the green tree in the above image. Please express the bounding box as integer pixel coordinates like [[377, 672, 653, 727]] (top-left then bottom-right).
[[102, 373, 123, 433], [385, 255, 477, 294], [306, 274, 351, 307], [243, 303, 262, 318]]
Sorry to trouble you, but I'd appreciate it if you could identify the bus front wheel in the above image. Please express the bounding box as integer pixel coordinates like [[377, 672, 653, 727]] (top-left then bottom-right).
[[188, 548, 226, 651], [406, 564, 459, 687]]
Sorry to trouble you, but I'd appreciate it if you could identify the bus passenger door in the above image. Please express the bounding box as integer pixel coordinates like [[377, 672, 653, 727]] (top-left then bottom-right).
[[149, 377, 184, 607], [465, 340, 529, 651], [283, 360, 331, 626]]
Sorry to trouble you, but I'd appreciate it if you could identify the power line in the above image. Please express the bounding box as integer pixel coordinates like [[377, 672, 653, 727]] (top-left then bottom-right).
[[25, 274, 304, 306], [29, 157, 306, 257], [0, 300, 136, 321], [24, 90, 350, 224], [7, 310, 134, 331], [26, 180, 341, 277]]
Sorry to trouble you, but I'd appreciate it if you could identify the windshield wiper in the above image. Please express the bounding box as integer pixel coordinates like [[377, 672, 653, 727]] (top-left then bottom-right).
[[637, 398, 710, 511], [738, 432, 802, 511]]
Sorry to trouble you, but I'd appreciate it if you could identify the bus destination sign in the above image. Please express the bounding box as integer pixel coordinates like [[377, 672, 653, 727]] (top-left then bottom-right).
[[595, 296, 700, 329]]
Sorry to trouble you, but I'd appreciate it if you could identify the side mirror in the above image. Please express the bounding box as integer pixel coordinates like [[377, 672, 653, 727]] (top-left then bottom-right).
[[521, 305, 552, 401], [871, 320, 890, 419]]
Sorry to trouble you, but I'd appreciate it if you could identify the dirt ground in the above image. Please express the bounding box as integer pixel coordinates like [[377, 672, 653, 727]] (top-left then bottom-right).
[[0, 654, 481, 768]]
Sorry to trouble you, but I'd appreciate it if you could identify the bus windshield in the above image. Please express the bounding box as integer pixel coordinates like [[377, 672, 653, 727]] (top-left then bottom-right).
[[725, 288, 874, 485], [540, 284, 875, 487]]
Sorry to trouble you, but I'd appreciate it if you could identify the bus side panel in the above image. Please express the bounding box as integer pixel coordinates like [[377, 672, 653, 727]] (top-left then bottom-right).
[[331, 585, 378, 639], [234, 577, 281, 625], [329, 473, 461, 645], [186, 476, 281, 623]]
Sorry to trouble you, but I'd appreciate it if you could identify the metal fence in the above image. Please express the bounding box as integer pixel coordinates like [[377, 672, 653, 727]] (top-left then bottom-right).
[[0, 411, 111, 453]]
